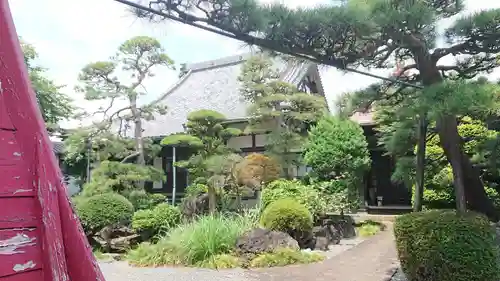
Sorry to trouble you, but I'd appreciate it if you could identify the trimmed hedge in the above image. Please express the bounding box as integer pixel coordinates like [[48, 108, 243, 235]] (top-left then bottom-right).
[[132, 203, 182, 237], [394, 210, 500, 281], [76, 193, 134, 233], [260, 198, 313, 234]]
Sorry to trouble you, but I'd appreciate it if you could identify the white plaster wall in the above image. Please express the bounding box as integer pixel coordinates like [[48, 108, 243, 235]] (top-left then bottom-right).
[[227, 135, 252, 150]]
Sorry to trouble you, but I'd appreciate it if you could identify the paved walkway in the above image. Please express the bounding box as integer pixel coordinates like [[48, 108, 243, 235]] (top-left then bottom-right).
[[248, 224, 399, 281], [100, 225, 398, 281]]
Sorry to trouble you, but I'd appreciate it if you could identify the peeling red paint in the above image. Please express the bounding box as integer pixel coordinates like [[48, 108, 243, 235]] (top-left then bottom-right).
[[0, 1, 105, 281]]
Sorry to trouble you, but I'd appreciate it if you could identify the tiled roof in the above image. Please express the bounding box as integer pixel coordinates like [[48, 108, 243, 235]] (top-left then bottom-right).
[[134, 53, 320, 138]]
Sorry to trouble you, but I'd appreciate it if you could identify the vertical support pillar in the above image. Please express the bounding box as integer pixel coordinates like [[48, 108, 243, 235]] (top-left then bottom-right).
[[172, 146, 177, 205]]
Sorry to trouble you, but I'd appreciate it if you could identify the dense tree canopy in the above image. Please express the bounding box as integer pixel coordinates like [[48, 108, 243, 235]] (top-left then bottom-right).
[[134, 0, 500, 219]]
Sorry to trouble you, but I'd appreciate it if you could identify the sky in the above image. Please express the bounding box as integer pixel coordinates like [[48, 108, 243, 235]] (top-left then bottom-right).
[[8, 0, 500, 129]]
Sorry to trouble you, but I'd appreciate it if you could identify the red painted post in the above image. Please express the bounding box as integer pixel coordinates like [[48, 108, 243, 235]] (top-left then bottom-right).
[[0, 1, 105, 280]]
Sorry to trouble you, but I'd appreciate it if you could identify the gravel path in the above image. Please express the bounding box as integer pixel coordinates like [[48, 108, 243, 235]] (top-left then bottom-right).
[[100, 227, 396, 281]]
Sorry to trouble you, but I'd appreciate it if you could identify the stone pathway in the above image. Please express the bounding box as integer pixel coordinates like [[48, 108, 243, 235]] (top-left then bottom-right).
[[100, 225, 398, 281], [249, 224, 399, 281]]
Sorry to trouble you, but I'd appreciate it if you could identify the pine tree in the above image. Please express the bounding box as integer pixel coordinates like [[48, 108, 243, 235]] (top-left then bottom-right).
[[135, 0, 500, 219], [238, 55, 327, 178]]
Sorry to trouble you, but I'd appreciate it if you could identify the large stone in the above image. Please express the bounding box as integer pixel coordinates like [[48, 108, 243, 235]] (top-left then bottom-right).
[[94, 225, 141, 253], [311, 224, 341, 251], [321, 215, 356, 239], [235, 228, 299, 255], [181, 193, 209, 219]]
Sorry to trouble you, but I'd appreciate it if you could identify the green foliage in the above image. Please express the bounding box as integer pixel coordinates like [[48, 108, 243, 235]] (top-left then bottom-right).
[[76, 36, 174, 165], [127, 190, 167, 210], [261, 179, 327, 217], [356, 220, 384, 237], [407, 117, 500, 209], [197, 254, 243, 269], [79, 161, 165, 197], [304, 116, 371, 181], [238, 56, 327, 176], [161, 109, 242, 212], [312, 180, 360, 213], [132, 203, 181, 237], [249, 248, 324, 268], [184, 183, 209, 197], [420, 80, 500, 118], [161, 109, 241, 183], [75, 193, 134, 233], [20, 40, 75, 130], [62, 129, 161, 179], [260, 198, 313, 234], [394, 210, 500, 281], [126, 214, 256, 266], [160, 134, 203, 147]]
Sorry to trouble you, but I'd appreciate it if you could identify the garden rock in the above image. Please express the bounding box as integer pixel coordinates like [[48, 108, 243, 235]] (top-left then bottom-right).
[[322, 215, 356, 239], [235, 228, 299, 255], [181, 193, 209, 219], [94, 225, 141, 253], [311, 225, 341, 251]]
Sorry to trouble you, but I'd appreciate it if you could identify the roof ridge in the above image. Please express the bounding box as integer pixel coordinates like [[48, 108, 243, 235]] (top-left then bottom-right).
[[185, 52, 258, 72]]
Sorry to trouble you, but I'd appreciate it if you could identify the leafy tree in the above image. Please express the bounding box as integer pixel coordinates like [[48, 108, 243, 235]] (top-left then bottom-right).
[[304, 116, 371, 182], [238, 56, 327, 178], [236, 153, 281, 189], [20, 40, 74, 131], [161, 109, 241, 212], [76, 36, 174, 165]]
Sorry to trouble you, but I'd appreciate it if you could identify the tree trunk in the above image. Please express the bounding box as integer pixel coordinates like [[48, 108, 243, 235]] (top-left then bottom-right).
[[413, 113, 427, 212], [412, 47, 499, 220], [129, 98, 145, 165], [436, 115, 467, 212], [207, 185, 217, 214]]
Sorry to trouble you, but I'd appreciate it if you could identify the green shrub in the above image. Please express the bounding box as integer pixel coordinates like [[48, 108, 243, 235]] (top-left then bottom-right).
[[260, 198, 313, 234], [394, 210, 500, 281], [76, 193, 134, 233], [312, 180, 360, 213], [132, 203, 182, 237], [249, 248, 324, 268], [126, 241, 182, 267], [261, 179, 327, 217], [304, 116, 371, 181], [184, 183, 208, 197], [127, 214, 255, 266], [197, 254, 242, 269], [356, 220, 385, 237], [127, 190, 167, 210]]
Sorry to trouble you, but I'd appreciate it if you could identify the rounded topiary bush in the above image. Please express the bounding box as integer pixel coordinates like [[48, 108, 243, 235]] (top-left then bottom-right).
[[132, 203, 182, 237], [260, 198, 313, 234], [261, 179, 326, 218], [76, 193, 134, 233], [394, 210, 500, 281]]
